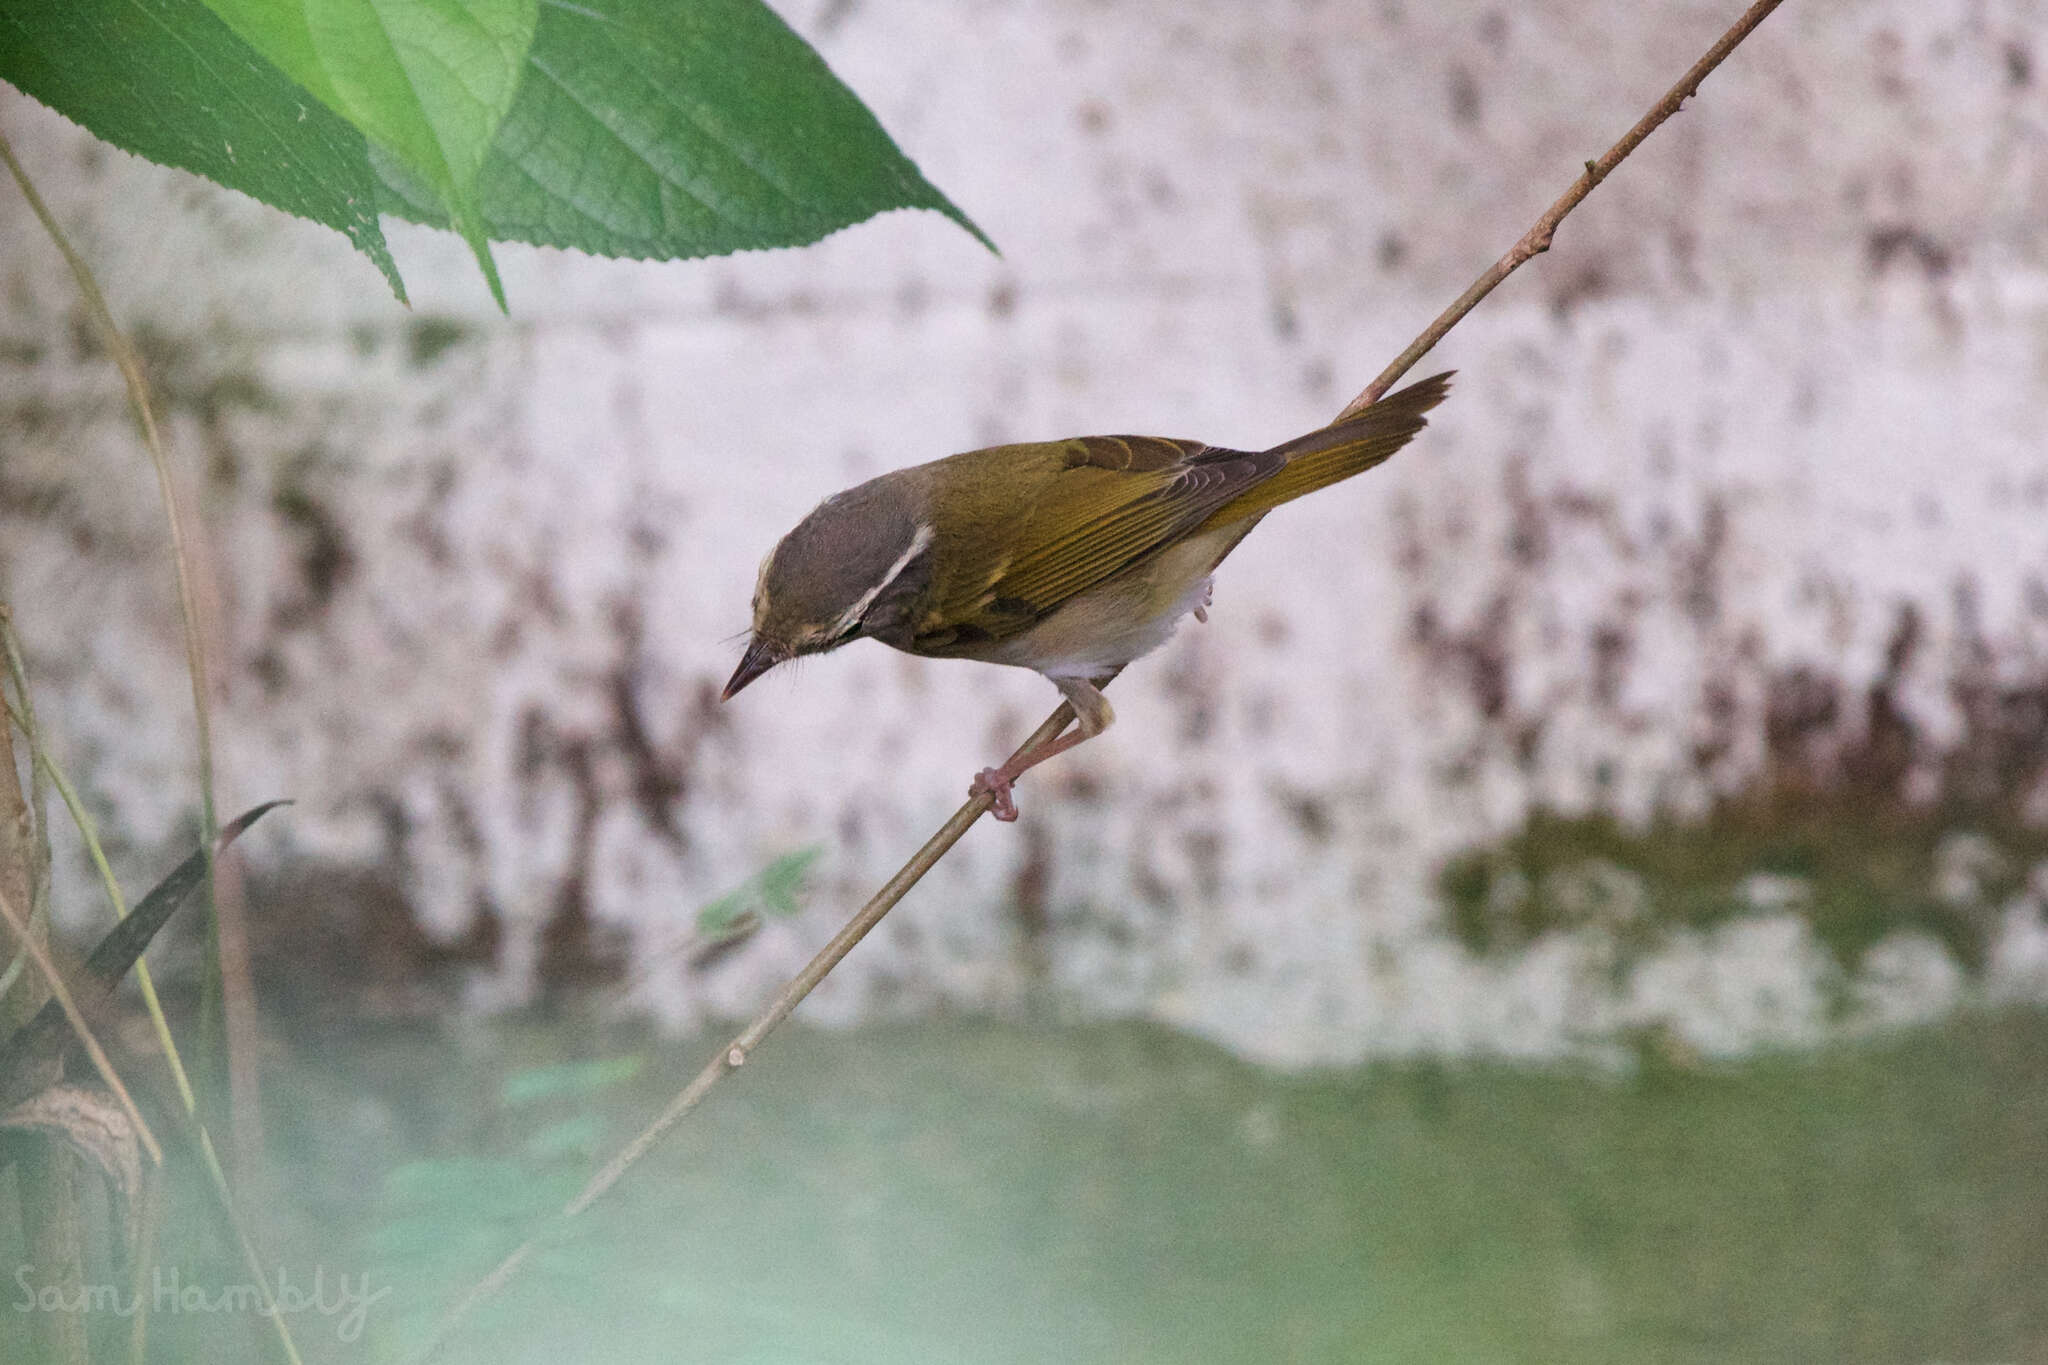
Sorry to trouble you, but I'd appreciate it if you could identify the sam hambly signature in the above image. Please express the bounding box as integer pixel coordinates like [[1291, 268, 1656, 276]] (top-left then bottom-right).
[[14, 1263, 390, 1343]]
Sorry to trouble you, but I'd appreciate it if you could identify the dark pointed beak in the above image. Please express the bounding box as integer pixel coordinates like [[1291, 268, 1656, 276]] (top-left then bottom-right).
[[721, 637, 779, 701]]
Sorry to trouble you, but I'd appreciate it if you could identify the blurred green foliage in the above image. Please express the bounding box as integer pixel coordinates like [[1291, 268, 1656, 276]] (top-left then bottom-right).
[[232, 1011, 2048, 1364]]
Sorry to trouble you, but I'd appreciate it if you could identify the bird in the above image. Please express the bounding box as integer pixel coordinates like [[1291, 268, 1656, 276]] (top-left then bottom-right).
[[722, 371, 1453, 821]]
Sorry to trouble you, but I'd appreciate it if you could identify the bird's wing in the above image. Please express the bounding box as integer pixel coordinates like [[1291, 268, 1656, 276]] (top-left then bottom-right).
[[916, 436, 1277, 648], [906, 372, 1453, 653]]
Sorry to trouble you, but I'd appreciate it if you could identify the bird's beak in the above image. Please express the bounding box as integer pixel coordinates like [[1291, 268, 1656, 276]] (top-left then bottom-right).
[[721, 637, 779, 701]]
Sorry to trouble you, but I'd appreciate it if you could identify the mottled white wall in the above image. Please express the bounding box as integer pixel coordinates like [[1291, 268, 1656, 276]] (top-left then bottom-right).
[[3, 0, 2047, 1064]]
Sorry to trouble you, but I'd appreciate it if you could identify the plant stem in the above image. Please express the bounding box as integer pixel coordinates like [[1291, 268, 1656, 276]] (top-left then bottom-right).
[[0, 136, 305, 1365], [0, 689, 201, 1115], [0, 606, 38, 1012], [0, 679, 152, 1158], [19, 1143, 91, 1365], [0, 128, 268, 1169], [0, 870, 163, 1165], [0, 642, 87, 1365]]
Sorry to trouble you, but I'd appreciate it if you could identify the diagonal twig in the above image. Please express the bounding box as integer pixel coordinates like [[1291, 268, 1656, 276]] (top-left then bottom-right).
[[409, 705, 1073, 1362], [1336, 0, 1787, 420], [419, 1, 1789, 1354]]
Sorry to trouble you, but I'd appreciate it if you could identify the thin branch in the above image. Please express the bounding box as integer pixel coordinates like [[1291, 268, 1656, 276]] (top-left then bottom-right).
[[1334, 0, 1788, 420], [422, 1, 1789, 1352], [0, 127, 267, 1167], [0, 881, 162, 1165], [409, 703, 1077, 1364]]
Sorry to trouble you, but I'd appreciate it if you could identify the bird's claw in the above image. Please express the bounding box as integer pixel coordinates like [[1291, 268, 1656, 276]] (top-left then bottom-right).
[[1192, 578, 1213, 624], [970, 767, 1019, 822]]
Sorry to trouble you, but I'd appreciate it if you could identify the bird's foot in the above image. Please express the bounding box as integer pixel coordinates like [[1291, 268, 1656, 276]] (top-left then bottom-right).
[[970, 766, 1020, 822], [1192, 578, 1213, 624]]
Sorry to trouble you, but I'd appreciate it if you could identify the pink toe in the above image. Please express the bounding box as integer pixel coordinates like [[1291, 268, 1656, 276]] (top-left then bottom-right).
[[971, 767, 1020, 821]]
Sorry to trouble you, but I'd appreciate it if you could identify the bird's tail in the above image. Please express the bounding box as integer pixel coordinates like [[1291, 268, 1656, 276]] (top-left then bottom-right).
[[1196, 371, 1453, 530]]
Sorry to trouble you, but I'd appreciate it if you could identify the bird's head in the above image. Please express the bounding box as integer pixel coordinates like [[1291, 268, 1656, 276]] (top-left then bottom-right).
[[723, 477, 933, 700]]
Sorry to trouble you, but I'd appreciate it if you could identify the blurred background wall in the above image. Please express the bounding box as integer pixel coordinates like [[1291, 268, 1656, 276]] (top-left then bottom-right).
[[2, 0, 2045, 1065]]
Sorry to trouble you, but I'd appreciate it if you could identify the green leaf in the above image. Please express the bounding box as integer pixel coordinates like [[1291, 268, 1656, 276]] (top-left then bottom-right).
[[379, 0, 994, 261], [694, 893, 753, 941], [522, 1112, 606, 1161], [2, 0, 987, 308], [0, 0, 407, 300], [372, 1157, 573, 1264], [378, 1156, 541, 1210], [199, 0, 538, 309], [756, 846, 823, 917], [692, 844, 823, 943], [499, 1054, 646, 1108]]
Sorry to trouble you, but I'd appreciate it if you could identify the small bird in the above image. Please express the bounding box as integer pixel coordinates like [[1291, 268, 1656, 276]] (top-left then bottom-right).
[[723, 372, 1453, 820]]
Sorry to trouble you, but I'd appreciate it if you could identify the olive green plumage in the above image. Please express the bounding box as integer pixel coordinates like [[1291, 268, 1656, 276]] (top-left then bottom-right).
[[725, 370, 1453, 818]]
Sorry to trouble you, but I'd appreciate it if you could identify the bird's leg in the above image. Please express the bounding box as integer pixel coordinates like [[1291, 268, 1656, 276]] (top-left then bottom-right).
[[970, 676, 1115, 822], [1192, 576, 1213, 624]]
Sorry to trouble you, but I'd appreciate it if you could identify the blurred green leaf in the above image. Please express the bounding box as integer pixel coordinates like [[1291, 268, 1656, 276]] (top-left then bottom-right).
[[694, 891, 753, 941], [523, 1112, 606, 1161], [499, 1053, 646, 1108], [694, 844, 823, 943], [379, 1156, 534, 1208], [373, 1158, 578, 1254], [757, 846, 823, 917]]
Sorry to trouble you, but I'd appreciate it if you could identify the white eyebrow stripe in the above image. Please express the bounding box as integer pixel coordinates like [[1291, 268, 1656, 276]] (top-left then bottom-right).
[[834, 523, 934, 634]]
